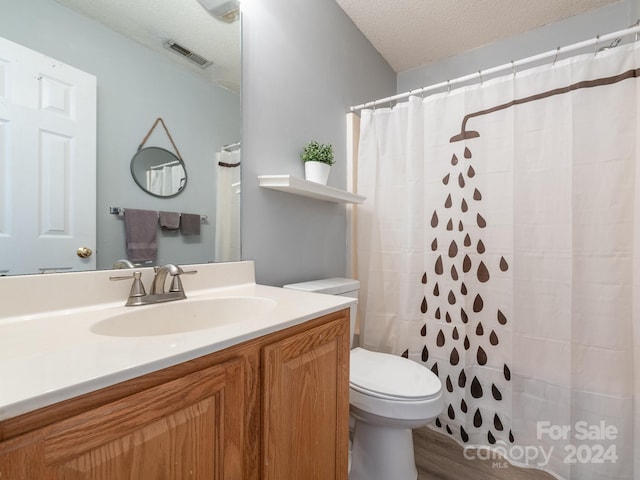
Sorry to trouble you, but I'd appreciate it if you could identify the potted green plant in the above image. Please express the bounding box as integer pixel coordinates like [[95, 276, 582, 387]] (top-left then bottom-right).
[[301, 140, 334, 185]]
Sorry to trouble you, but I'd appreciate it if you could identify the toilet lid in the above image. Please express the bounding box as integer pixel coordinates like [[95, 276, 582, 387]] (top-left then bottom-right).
[[350, 347, 441, 400]]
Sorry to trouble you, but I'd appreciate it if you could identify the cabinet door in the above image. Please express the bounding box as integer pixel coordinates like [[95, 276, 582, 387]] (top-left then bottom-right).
[[0, 358, 245, 480], [263, 313, 350, 480]]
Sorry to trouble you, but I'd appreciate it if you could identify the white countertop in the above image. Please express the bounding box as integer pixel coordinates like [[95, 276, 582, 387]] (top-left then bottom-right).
[[0, 262, 355, 421]]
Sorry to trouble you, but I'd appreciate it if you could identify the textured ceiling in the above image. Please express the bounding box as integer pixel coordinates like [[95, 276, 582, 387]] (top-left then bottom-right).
[[335, 0, 621, 72], [55, 0, 240, 93], [54, 0, 621, 91]]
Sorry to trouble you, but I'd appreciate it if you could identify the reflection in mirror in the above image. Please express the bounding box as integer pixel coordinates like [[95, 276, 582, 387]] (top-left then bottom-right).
[[0, 0, 241, 275], [131, 147, 188, 198]]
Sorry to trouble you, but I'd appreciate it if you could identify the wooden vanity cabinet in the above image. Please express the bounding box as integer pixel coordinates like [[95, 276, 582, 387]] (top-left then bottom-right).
[[0, 309, 349, 480], [262, 310, 350, 480], [0, 358, 246, 479]]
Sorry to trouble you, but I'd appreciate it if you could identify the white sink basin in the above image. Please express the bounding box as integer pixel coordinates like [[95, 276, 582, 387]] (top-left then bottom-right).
[[91, 296, 277, 337]]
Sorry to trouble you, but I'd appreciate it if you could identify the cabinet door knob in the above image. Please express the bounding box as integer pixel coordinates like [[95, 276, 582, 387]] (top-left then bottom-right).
[[76, 247, 93, 258]]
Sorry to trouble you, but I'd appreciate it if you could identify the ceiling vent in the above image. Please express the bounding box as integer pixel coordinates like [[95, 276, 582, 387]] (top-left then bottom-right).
[[164, 40, 213, 68]]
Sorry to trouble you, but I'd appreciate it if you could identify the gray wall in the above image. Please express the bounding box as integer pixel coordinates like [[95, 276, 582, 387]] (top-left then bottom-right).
[[0, 0, 241, 269], [398, 0, 640, 93], [14, 0, 619, 287], [241, 0, 396, 286]]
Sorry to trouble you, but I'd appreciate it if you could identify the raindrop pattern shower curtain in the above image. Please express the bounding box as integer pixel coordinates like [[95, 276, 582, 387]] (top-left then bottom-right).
[[356, 42, 640, 480]]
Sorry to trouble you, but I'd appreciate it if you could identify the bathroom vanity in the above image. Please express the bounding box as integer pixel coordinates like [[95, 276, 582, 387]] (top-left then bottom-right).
[[0, 262, 352, 479]]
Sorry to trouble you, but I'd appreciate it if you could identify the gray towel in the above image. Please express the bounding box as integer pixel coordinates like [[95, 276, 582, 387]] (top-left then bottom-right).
[[180, 213, 201, 235], [159, 211, 180, 230], [124, 208, 158, 262]]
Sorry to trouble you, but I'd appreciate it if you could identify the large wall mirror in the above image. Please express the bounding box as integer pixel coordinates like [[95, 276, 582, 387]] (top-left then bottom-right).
[[0, 0, 241, 276]]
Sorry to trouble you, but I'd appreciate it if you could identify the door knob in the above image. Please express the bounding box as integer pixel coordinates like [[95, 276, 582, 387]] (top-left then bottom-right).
[[76, 247, 93, 258]]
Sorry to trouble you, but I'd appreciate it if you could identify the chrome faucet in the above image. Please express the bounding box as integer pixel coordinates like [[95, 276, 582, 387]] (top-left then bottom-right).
[[112, 258, 135, 269], [110, 264, 197, 306], [151, 264, 185, 295]]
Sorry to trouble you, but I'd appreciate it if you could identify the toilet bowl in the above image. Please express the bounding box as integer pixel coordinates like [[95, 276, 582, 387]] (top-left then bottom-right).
[[349, 347, 442, 480], [283, 278, 443, 480]]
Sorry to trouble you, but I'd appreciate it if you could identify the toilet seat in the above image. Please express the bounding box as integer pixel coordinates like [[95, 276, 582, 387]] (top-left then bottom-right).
[[350, 347, 441, 400], [349, 347, 443, 423]]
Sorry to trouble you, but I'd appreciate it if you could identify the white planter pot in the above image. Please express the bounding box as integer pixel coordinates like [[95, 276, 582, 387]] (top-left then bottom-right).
[[304, 161, 331, 185]]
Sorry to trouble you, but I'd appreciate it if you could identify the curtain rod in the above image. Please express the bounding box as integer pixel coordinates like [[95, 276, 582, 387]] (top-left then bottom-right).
[[350, 23, 640, 112], [223, 141, 241, 152]]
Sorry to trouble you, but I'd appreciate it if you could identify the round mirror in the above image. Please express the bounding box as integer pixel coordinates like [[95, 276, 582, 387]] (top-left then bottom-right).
[[130, 147, 187, 198]]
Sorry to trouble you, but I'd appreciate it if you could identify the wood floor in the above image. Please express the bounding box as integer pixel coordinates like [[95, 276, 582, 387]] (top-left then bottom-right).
[[414, 427, 557, 480]]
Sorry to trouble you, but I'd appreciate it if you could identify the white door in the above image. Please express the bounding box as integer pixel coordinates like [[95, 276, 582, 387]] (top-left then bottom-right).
[[0, 37, 96, 275]]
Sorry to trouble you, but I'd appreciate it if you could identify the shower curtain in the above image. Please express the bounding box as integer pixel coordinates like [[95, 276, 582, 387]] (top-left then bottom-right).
[[214, 149, 241, 262], [356, 42, 640, 480]]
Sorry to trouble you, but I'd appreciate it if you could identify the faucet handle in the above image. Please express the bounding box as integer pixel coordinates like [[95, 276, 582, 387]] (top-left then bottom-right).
[[110, 271, 147, 304], [168, 269, 197, 293], [169, 274, 184, 293], [167, 265, 199, 276]]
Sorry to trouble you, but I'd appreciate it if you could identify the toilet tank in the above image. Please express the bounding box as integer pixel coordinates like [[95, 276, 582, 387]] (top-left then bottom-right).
[[283, 278, 359, 346]]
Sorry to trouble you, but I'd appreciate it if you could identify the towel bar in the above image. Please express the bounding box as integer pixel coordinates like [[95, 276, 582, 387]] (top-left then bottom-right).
[[109, 207, 207, 222]]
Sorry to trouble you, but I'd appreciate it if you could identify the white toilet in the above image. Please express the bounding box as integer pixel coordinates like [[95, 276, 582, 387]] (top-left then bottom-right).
[[283, 278, 443, 480]]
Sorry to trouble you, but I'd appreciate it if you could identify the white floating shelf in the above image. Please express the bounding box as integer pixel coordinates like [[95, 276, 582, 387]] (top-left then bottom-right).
[[258, 175, 365, 204]]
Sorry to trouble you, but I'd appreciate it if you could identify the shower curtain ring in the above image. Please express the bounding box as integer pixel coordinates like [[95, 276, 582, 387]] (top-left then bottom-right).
[[511, 60, 516, 77], [478, 70, 483, 85], [553, 47, 560, 66], [594, 34, 600, 55], [447, 80, 451, 93]]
